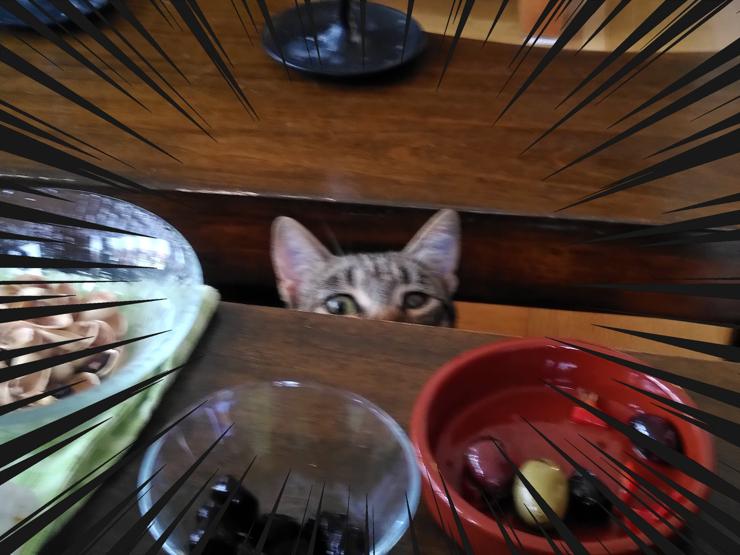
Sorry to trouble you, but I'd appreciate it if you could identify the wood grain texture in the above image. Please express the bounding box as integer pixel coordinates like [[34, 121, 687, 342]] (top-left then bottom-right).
[[39, 303, 740, 554], [384, 0, 740, 53], [99, 189, 740, 325], [0, 0, 737, 225], [454, 301, 734, 360]]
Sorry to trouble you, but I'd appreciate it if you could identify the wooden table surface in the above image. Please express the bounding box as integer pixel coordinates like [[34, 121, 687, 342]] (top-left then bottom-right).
[[1, 0, 737, 224], [40, 303, 740, 554]]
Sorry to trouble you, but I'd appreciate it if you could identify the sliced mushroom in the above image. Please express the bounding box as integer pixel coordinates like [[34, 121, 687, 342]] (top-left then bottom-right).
[[10, 368, 52, 400], [65, 372, 101, 394], [49, 362, 78, 383], [80, 349, 121, 378], [0, 277, 127, 409]]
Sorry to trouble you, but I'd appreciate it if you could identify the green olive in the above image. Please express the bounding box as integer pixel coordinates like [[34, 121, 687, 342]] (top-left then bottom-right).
[[513, 458, 569, 528]]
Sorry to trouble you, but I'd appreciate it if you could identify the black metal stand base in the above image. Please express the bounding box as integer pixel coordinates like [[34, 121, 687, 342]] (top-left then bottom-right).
[[262, 1, 426, 77], [0, 0, 109, 27]]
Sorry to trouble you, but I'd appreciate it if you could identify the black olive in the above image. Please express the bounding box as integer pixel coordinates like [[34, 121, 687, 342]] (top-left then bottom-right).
[[318, 512, 366, 555], [188, 527, 240, 555], [196, 502, 218, 523], [51, 385, 73, 399], [211, 475, 243, 504], [568, 470, 612, 522], [228, 488, 260, 532], [628, 414, 682, 463], [250, 514, 301, 550]]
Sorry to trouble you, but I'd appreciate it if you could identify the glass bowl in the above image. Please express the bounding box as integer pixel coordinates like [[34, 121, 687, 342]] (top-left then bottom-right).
[[0, 188, 203, 433], [138, 380, 421, 555]]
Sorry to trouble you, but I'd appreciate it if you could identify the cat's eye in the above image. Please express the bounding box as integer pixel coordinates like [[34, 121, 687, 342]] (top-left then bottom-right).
[[403, 292, 430, 310], [324, 294, 360, 316]]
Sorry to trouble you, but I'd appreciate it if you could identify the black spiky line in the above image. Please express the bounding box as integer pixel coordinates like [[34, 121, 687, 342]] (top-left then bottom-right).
[[401, 0, 416, 61], [488, 438, 589, 555], [598, 326, 740, 362], [72, 469, 163, 555], [521, 419, 675, 554], [169, 0, 258, 118], [149, 0, 176, 28], [141, 469, 218, 555], [0, 47, 178, 161], [566, 439, 690, 544], [481, 0, 509, 48], [495, 0, 603, 122], [0, 378, 87, 416], [0, 99, 135, 168], [496, 0, 572, 98], [576, 0, 630, 53], [241, 0, 259, 33], [442, 0, 459, 39], [256, 0, 291, 79], [0, 106, 101, 159], [254, 469, 292, 553], [186, 0, 235, 67], [545, 383, 740, 502], [692, 93, 740, 121], [557, 1, 685, 108], [0, 418, 110, 484], [0, 394, 207, 551], [551, 338, 740, 407], [46, 0, 212, 138], [593, 0, 730, 107], [290, 0, 312, 60], [437, 0, 477, 89], [560, 128, 740, 211], [527, 0, 725, 153], [231, 0, 254, 43], [2, 1, 143, 105], [0, 298, 165, 326], [437, 468, 476, 554], [547, 59, 739, 179], [9, 30, 63, 70], [81, 0, 211, 133], [587, 206, 740, 244], [617, 379, 740, 445], [479, 489, 521, 555], [290, 483, 314, 555], [107, 425, 232, 555], [306, 483, 325, 555], [583, 436, 740, 553], [303, 0, 323, 65], [508, 0, 561, 68], [0, 361, 183, 470]]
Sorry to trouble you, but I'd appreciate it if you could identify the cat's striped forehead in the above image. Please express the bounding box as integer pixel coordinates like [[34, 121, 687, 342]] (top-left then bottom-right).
[[317, 253, 436, 295]]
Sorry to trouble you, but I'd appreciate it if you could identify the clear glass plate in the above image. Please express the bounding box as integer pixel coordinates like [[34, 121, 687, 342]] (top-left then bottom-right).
[[138, 380, 421, 555], [0, 188, 203, 432]]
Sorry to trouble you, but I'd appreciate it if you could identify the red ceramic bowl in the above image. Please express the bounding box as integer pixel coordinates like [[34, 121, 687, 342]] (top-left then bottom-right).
[[410, 338, 715, 554]]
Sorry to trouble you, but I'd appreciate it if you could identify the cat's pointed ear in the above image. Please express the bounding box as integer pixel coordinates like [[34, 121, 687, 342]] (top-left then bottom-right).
[[403, 209, 460, 293], [271, 217, 332, 307]]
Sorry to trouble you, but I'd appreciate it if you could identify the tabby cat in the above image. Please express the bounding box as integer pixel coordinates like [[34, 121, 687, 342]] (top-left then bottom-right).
[[271, 210, 460, 326]]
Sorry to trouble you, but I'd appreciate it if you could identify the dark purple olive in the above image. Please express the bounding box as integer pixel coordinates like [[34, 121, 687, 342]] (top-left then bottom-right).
[[464, 437, 514, 500], [629, 413, 682, 462], [568, 470, 612, 522]]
